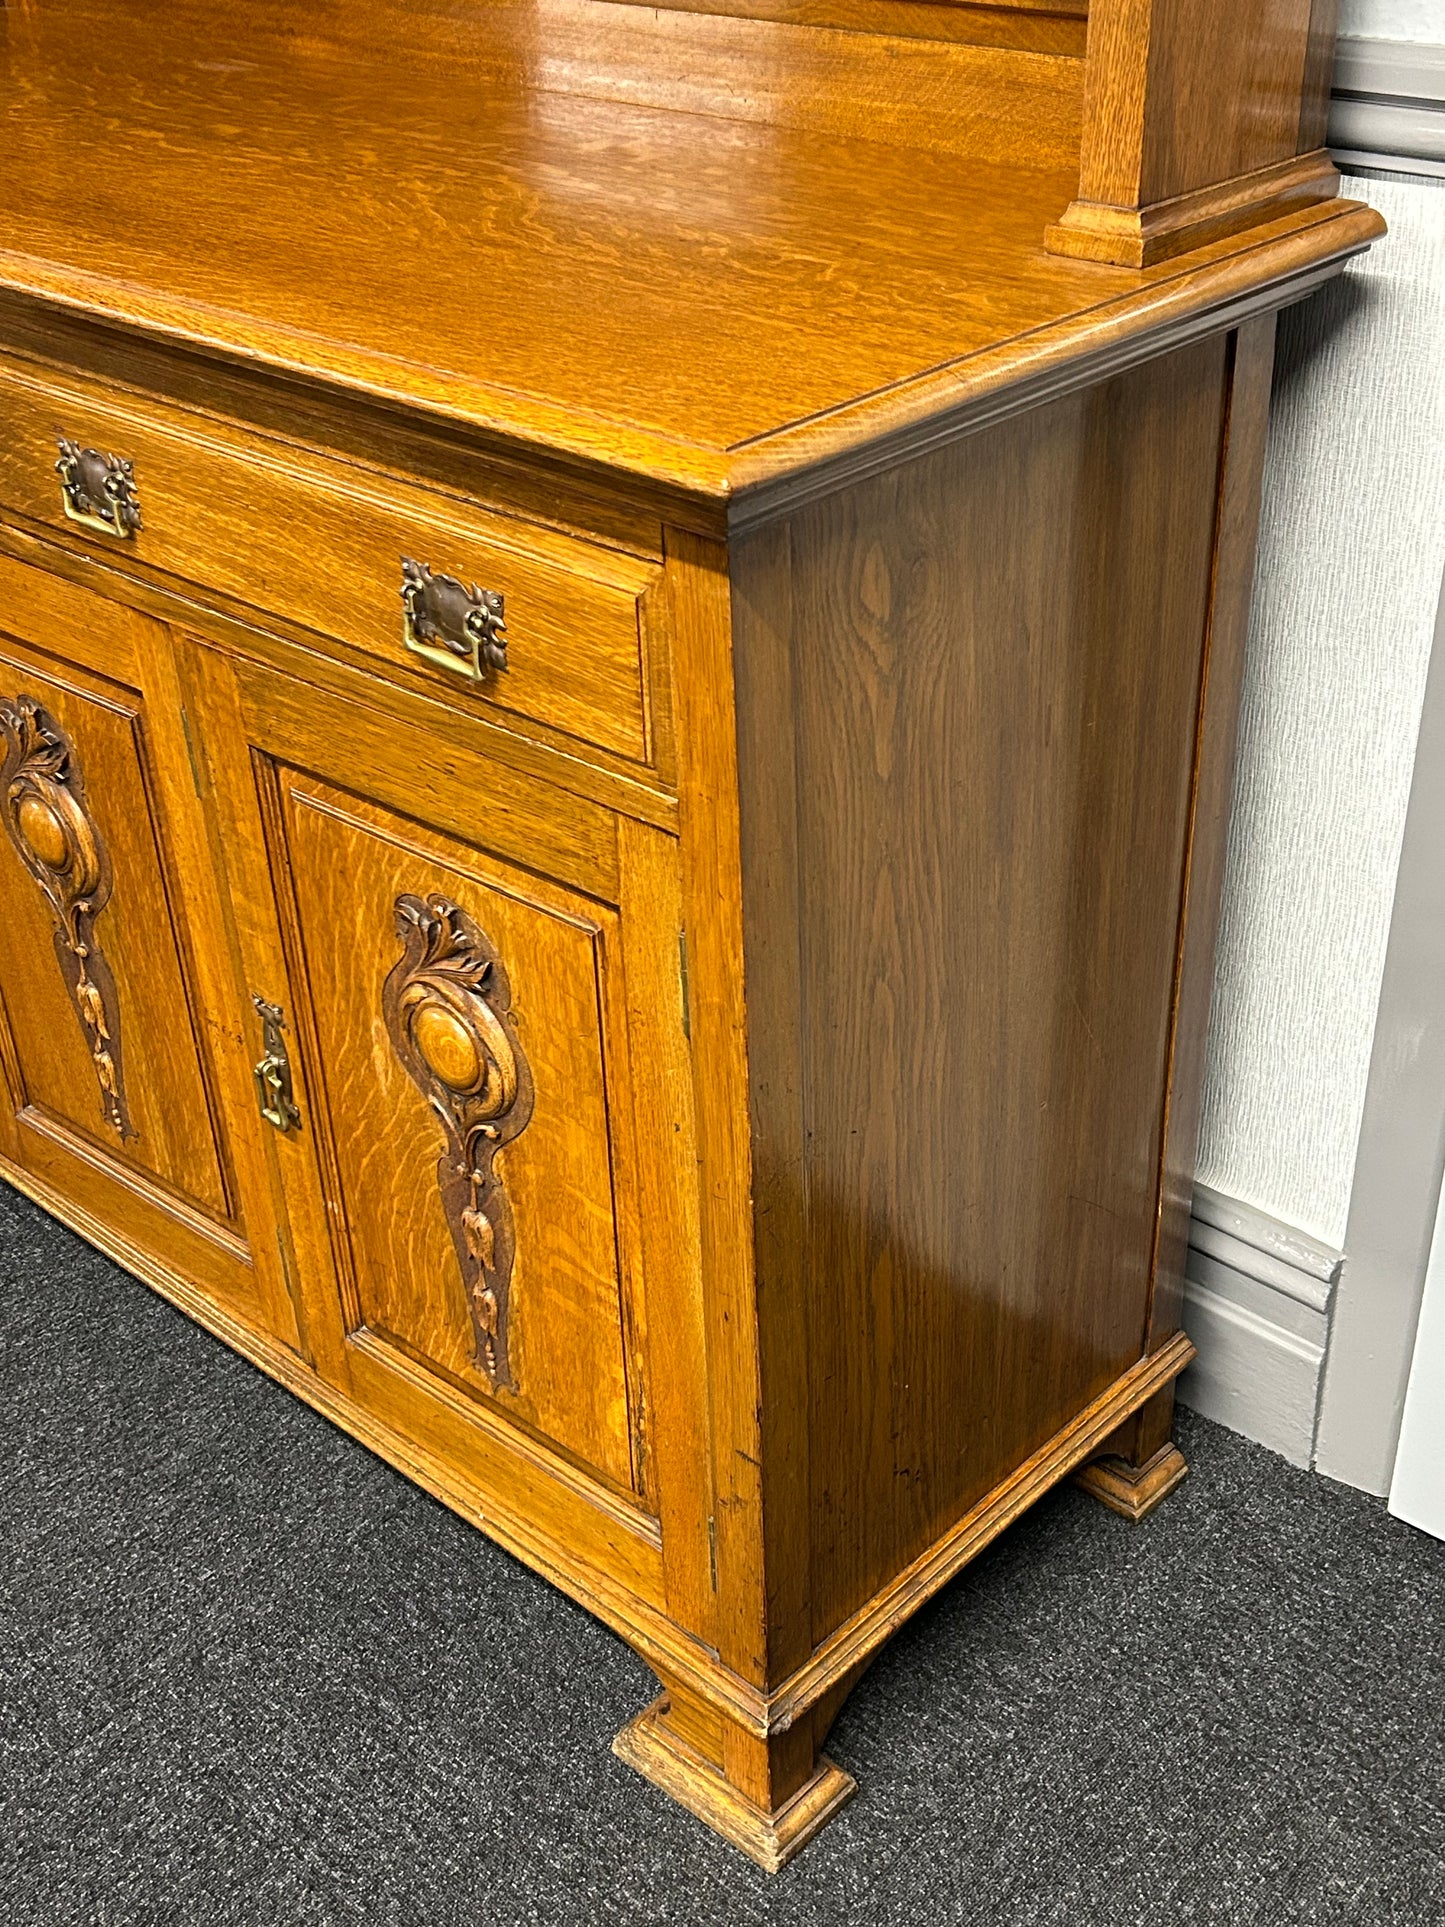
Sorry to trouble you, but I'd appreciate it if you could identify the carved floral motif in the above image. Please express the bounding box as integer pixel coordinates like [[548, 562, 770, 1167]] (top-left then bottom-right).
[[382, 892, 534, 1386], [0, 695, 133, 1137]]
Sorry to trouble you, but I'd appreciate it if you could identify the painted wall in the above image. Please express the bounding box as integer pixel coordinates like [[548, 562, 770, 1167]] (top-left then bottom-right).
[[1195, 172, 1445, 1246], [1338, 0, 1442, 40]]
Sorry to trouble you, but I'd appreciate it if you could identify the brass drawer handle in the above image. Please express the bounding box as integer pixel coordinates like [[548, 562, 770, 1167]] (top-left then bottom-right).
[[55, 438, 143, 539], [401, 557, 507, 681]]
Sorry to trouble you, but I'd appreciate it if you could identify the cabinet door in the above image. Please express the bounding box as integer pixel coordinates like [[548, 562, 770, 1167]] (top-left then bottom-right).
[[0, 554, 284, 1331], [186, 638, 707, 1607]]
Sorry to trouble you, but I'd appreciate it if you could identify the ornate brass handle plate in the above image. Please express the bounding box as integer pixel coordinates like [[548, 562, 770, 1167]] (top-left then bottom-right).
[[382, 893, 534, 1388], [252, 996, 302, 1133], [55, 439, 143, 539], [400, 557, 507, 683], [0, 695, 133, 1138]]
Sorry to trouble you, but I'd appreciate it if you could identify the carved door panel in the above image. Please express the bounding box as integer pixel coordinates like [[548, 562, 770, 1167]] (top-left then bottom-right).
[[184, 637, 706, 1570], [277, 773, 639, 1492], [0, 556, 275, 1325]]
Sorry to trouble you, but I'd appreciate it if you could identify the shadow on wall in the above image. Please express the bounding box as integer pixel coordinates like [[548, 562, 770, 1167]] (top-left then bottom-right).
[[1271, 270, 1375, 400]]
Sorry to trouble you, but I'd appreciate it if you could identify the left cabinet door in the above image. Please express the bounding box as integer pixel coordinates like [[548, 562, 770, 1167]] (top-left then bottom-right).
[[0, 552, 292, 1340]]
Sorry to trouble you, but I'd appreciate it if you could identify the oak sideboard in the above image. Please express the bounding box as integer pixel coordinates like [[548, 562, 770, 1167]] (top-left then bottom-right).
[[0, 0, 1381, 1870]]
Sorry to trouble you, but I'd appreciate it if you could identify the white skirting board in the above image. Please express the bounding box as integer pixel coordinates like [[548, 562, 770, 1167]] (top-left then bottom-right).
[[1176, 1184, 1343, 1469], [1330, 38, 1445, 176]]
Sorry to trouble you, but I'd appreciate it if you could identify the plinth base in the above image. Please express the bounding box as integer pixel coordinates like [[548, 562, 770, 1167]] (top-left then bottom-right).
[[613, 1695, 856, 1872], [1075, 1442, 1189, 1521]]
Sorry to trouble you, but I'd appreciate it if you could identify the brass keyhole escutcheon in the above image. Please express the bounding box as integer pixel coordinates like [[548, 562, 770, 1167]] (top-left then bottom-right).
[[252, 995, 302, 1134]]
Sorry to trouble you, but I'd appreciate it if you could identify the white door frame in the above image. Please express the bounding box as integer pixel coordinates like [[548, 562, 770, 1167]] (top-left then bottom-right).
[[1391, 1171, 1445, 1536], [1316, 567, 1445, 1492]]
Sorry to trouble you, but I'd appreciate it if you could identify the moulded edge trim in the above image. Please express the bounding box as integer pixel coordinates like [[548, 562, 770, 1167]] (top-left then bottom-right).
[[726, 207, 1381, 535]]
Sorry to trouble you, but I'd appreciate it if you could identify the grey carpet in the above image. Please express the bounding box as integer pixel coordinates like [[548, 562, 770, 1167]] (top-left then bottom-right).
[[1, 1178, 1442, 1927]]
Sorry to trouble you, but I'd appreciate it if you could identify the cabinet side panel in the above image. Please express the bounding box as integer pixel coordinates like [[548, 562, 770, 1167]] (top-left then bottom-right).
[[1143, 0, 1322, 200], [733, 337, 1232, 1646]]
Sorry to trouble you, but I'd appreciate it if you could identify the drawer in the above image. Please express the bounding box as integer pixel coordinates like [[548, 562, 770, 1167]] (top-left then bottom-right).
[[0, 358, 662, 767]]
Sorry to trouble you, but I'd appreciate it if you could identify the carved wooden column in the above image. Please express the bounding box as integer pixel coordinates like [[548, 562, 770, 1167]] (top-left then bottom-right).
[[1046, 0, 1341, 266]]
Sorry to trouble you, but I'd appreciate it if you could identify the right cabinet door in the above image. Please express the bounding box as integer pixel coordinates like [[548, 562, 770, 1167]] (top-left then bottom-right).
[[185, 635, 703, 1604]]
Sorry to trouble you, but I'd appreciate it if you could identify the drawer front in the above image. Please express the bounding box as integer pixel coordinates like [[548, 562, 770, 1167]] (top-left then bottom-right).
[[0, 359, 661, 767]]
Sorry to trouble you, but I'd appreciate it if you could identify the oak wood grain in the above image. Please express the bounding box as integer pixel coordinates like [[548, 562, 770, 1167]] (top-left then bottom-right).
[[0, 511, 680, 842], [614, 1692, 855, 1872], [0, 357, 662, 770], [226, 652, 623, 902], [663, 528, 774, 1690], [0, 589, 230, 1214], [614, 814, 717, 1632], [1048, 0, 1343, 262], [732, 335, 1231, 1650], [278, 771, 641, 1497], [0, 555, 271, 1320], [603, 0, 1087, 53], [1076, 1436, 1190, 1519], [0, 1, 1380, 511]]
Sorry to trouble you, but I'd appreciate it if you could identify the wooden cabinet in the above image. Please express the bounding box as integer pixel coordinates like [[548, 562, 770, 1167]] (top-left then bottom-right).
[[0, 0, 1384, 1877]]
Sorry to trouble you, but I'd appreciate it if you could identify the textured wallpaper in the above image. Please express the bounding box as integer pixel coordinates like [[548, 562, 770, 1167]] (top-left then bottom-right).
[[1337, 0, 1443, 39], [1196, 175, 1445, 1245]]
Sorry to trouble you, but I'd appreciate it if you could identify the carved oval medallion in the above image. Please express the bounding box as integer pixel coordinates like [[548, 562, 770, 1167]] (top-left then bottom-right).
[[410, 1000, 482, 1093], [406, 983, 518, 1110], [16, 790, 73, 871]]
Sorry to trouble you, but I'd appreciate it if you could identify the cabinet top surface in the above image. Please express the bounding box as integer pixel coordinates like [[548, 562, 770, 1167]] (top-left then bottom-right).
[[0, 0, 1380, 506]]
